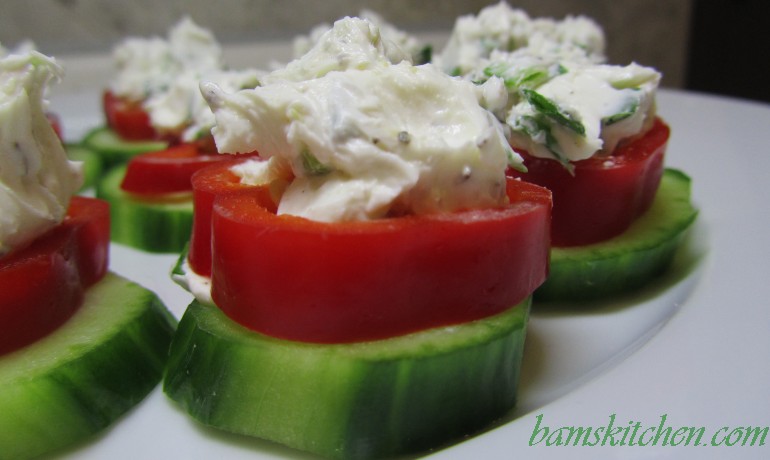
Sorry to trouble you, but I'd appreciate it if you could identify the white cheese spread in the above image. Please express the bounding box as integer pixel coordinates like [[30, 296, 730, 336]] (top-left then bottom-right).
[[441, 2, 660, 165], [205, 62, 516, 222], [505, 62, 660, 164], [0, 51, 83, 256], [109, 17, 261, 141], [293, 10, 428, 64], [201, 17, 519, 223], [436, 1, 604, 77]]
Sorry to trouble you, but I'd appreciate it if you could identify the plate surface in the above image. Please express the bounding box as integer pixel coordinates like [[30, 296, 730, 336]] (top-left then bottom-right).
[[45, 47, 770, 459]]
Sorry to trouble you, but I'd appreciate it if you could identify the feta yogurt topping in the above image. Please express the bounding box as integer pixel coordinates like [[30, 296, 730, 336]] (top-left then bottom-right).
[[442, 1, 660, 166], [110, 17, 261, 141], [266, 17, 412, 84], [202, 17, 519, 223], [293, 10, 429, 65], [504, 61, 660, 165], [0, 51, 83, 256], [436, 1, 604, 77]]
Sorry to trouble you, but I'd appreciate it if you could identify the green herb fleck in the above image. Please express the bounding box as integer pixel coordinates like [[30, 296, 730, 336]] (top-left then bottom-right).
[[602, 98, 639, 126], [417, 45, 433, 65], [522, 89, 585, 136], [301, 150, 332, 176], [516, 115, 574, 174]]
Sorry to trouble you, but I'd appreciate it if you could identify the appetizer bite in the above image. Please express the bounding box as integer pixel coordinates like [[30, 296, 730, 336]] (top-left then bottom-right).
[[0, 50, 175, 459], [90, 18, 261, 252], [166, 17, 551, 458], [439, 2, 698, 301]]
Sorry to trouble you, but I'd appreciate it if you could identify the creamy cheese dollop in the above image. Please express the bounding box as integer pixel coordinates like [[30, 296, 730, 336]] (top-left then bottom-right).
[[0, 51, 83, 255], [205, 62, 515, 222], [265, 17, 411, 84], [436, 1, 605, 77], [441, 2, 660, 165], [293, 10, 428, 64], [505, 62, 660, 164], [109, 17, 262, 141], [201, 17, 518, 223]]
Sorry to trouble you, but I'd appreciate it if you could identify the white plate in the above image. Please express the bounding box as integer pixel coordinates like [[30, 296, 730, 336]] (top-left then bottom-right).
[[45, 48, 770, 459]]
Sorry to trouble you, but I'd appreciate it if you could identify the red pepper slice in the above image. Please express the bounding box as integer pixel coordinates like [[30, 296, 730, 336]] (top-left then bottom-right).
[[208, 178, 551, 343], [0, 197, 110, 356], [103, 90, 158, 141], [119, 143, 253, 196], [188, 158, 275, 276], [508, 117, 669, 247]]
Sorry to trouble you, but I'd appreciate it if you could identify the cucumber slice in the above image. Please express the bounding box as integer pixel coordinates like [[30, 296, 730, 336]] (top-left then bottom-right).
[[536, 168, 698, 301], [96, 165, 193, 253], [0, 273, 176, 460], [66, 143, 103, 191], [82, 126, 168, 170], [164, 299, 530, 459]]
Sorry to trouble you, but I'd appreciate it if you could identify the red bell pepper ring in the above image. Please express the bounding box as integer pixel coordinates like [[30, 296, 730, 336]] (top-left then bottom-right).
[[0, 197, 110, 356], [187, 158, 275, 277], [103, 90, 159, 141], [508, 117, 669, 247], [119, 143, 255, 196], [208, 177, 551, 343]]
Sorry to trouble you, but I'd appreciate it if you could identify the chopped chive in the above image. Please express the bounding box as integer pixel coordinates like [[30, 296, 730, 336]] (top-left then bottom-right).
[[522, 89, 585, 136], [602, 98, 639, 125], [417, 45, 432, 65], [300, 150, 332, 176], [516, 115, 574, 173]]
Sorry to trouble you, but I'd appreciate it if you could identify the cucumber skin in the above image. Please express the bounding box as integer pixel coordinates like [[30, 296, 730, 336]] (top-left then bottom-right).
[[536, 168, 699, 302], [97, 165, 193, 253], [65, 143, 103, 191], [0, 273, 176, 460], [82, 126, 168, 171], [164, 299, 530, 459]]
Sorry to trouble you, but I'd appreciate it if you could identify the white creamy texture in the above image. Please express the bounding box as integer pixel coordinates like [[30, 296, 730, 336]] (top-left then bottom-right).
[[147, 68, 262, 141], [110, 17, 262, 141], [436, 1, 604, 76], [506, 62, 660, 164], [204, 60, 516, 222], [172, 258, 213, 305], [443, 2, 660, 165], [110, 17, 222, 101], [265, 17, 411, 85], [0, 51, 83, 255], [294, 10, 427, 64]]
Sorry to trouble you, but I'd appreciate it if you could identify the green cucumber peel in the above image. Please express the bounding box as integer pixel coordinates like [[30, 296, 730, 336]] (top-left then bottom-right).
[[164, 298, 531, 459], [82, 126, 168, 170], [65, 143, 103, 191], [96, 165, 193, 253], [0, 273, 176, 460]]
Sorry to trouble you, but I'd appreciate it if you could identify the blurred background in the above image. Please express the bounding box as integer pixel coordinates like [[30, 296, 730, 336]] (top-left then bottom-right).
[[1, 0, 767, 102]]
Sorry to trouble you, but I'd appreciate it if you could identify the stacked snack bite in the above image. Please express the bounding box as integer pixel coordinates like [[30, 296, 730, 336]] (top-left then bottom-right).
[[439, 1, 698, 300], [166, 17, 551, 458], [0, 49, 175, 459], [89, 18, 261, 252]]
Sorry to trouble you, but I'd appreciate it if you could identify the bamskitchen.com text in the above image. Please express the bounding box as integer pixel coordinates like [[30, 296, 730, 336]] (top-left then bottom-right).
[[529, 413, 768, 448]]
